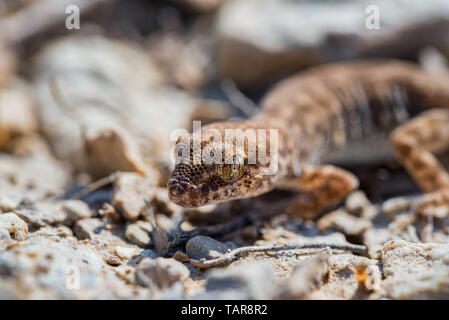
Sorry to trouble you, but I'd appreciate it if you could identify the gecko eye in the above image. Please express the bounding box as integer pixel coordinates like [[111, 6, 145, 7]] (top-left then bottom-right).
[[218, 155, 244, 181]]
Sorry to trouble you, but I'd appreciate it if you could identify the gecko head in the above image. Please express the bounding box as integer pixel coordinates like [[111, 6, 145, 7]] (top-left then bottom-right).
[[167, 130, 276, 208]]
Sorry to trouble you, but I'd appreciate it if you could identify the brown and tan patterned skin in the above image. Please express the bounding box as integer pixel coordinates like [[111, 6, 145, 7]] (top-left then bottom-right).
[[168, 60, 449, 218]]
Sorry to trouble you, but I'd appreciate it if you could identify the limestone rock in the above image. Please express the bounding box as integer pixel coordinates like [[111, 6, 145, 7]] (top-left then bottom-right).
[[0, 212, 28, 241], [136, 257, 190, 288], [317, 209, 372, 237], [381, 240, 449, 299], [33, 35, 231, 176], [14, 202, 67, 228], [85, 127, 149, 179], [0, 237, 148, 299], [202, 261, 279, 299], [59, 200, 92, 225], [217, 0, 449, 86], [111, 173, 156, 220], [0, 79, 37, 150], [125, 223, 152, 247]]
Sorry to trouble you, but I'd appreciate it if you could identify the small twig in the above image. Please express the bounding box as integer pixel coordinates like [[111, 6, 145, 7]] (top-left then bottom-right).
[[221, 78, 259, 118], [164, 211, 256, 256], [144, 200, 170, 255], [162, 198, 315, 256], [185, 242, 367, 269], [72, 172, 119, 200], [144, 200, 157, 229]]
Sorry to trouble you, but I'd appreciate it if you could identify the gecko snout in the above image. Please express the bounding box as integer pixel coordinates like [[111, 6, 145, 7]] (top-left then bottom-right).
[[167, 178, 201, 207], [167, 178, 188, 197]]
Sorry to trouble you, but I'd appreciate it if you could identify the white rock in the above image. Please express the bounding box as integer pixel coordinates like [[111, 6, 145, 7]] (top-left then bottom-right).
[[115, 246, 140, 260], [217, 0, 449, 86], [381, 240, 449, 299], [0, 212, 28, 240], [125, 223, 151, 247], [204, 261, 279, 299], [59, 200, 92, 225], [136, 257, 190, 288]]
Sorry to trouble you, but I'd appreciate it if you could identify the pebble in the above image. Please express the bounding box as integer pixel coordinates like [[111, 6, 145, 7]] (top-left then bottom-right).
[[27, 226, 74, 240], [136, 257, 190, 288], [125, 223, 152, 247], [104, 254, 122, 266], [317, 209, 372, 237], [85, 127, 149, 178], [282, 252, 330, 299], [133, 249, 159, 265], [112, 173, 156, 220], [59, 200, 92, 225], [114, 266, 135, 284], [0, 212, 28, 240], [136, 220, 154, 233], [14, 202, 66, 228], [155, 214, 176, 231], [73, 218, 105, 240], [115, 246, 140, 259], [0, 84, 37, 149], [345, 191, 371, 215], [203, 261, 279, 299], [186, 235, 229, 260], [0, 228, 12, 243], [0, 194, 19, 212]]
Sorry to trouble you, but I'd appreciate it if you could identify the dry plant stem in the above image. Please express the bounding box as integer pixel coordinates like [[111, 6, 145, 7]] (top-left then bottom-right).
[[143, 199, 254, 256], [165, 211, 255, 256], [164, 198, 319, 256], [187, 242, 367, 269], [221, 78, 259, 117], [72, 172, 119, 200]]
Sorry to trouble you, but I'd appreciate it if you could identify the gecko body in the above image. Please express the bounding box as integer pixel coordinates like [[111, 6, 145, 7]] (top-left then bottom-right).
[[168, 60, 449, 217]]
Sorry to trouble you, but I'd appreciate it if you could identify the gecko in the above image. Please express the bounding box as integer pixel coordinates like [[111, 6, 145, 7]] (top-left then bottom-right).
[[167, 60, 449, 219]]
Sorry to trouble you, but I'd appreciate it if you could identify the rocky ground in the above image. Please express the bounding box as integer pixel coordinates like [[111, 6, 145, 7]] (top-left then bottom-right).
[[1, 0, 449, 300]]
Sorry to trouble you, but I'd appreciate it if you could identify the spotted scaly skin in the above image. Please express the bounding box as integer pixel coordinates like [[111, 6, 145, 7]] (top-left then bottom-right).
[[168, 60, 449, 218]]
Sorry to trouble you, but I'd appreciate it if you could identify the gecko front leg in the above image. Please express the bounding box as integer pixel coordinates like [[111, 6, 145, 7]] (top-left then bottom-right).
[[385, 109, 449, 240], [278, 165, 359, 219]]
